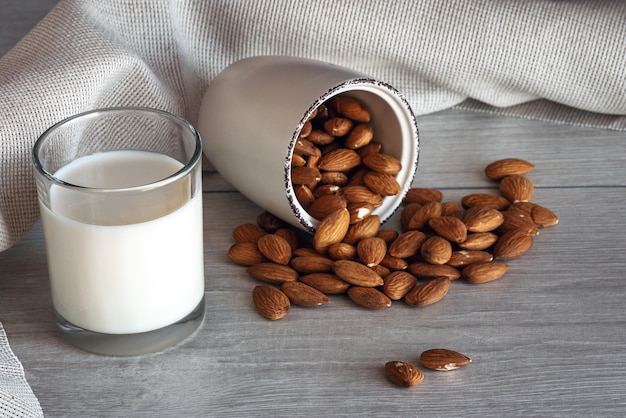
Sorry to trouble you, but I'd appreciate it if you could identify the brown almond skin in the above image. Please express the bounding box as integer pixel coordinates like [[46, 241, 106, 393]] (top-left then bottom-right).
[[343, 215, 381, 245], [493, 229, 534, 260], [403, 201, 442, 230], [420, 236, 452, 265], [289, 256, 334, 274], [307, 194, 348, 221], [531, 204, 559, 227], [499, 175, 534, 202], [463, 207, 505, 233], [332, 260, 384, 287], [388, 230, 427, 259], [327, 242, 357, 260], [408, 262, 461, 281], [461, 193, 511, 211], [462, 261, 510, 283], [404, 276, 451, 307], [357, 236, 387, 267], [363, 172, 402, 196], [498, 211, 539, 236], [362, 153, 403, 175], [227, 242, 266, 266], [403, 187, 443, 205], [345, 123, 374, 149], [383, 271, 418, 300], [323, 117, 353, 136], [420, 348, 472, 371], [256, 234, 293, 265], [458, 232, 499, 251], [318, 148, 362, 172], [247, 263, 299, 284], [280, 281, 330, 307], [385, 361, 424, 387], [313, 208, 350, 254], [347, 286, 391, 309], [428, 216, 468, 243], [232, 223, 267, 243], [252, 285, 291, 320], [485, 158, 534, 180], [333, 96, 371, 122], [447, 250, 493, 268], [299, 273, 351, 294]]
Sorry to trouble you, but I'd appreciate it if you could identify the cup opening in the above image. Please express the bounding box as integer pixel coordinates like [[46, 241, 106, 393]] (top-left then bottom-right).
[[287, 79, 419, 232]]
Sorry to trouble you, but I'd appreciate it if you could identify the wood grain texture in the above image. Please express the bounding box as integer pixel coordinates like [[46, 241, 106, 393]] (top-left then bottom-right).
[[1, 108, 626, 417]]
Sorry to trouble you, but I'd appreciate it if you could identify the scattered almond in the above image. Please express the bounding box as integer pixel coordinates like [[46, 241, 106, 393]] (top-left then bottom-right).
[[347, 286, 392, 309], [420, 348, 472, 371], [484, 158, 535, 180], [385, 361, 424, 387], [280, 281, 330, 307], [252, 285, 291, 320], [404, 276, 451, 307]]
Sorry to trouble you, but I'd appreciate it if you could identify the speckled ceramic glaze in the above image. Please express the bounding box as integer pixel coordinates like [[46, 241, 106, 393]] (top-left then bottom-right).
[[198, 56, 419, 233]]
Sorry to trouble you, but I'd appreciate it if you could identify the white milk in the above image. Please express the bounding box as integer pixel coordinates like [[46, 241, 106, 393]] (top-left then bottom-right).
[[39, 150, 204, 334]]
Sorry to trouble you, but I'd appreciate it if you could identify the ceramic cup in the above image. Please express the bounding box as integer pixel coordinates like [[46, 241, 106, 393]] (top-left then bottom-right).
[[198, 56, 419, 232]]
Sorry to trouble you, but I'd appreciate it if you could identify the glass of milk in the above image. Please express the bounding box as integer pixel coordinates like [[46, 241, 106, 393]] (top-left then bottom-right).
[[32, 107, 205, 356]]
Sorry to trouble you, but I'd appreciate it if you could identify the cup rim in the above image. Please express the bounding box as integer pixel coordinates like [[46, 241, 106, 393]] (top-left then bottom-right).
[[32, 107, 203, 193], [285, 78, 420, 232]]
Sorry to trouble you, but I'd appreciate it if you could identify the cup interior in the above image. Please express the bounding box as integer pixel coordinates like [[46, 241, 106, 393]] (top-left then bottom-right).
[[287, 80, 419, 232]]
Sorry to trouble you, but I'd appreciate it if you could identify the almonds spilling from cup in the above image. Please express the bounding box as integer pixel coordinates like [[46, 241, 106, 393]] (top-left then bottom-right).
[[227, 156, 558, 321]]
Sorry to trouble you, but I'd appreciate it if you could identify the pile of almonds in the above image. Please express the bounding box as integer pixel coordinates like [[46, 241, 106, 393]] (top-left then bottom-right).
[[227, 157, 558, 320], [291, 94, 403, 227]]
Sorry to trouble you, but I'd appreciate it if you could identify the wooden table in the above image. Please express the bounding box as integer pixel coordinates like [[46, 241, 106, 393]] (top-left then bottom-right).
[[2, 107, 625, 417]]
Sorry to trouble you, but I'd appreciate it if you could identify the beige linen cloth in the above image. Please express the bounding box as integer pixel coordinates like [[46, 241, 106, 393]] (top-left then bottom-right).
[[0, 1, 624, 415]]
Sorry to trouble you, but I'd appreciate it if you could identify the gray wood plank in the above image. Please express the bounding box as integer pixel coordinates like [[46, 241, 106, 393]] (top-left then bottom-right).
[[2, 108, 626, 417]]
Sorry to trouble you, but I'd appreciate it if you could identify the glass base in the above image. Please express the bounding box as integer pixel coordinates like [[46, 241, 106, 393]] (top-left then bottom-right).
[[53, 296, 205, 356]]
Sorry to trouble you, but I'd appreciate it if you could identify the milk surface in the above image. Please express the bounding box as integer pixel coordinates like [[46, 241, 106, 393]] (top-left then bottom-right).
[[39, 150, 204, 334]]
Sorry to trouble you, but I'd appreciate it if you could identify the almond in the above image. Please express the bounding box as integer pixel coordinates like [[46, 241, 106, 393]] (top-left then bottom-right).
[[320, 171, 349, 187], [403, 187, 443, 205], [428, 216, 468, 243], [499, 175, 534, 202], [356, 141, 382, 159], [294, 185, 315, 209], [274, 228, 300, 251], [447, 250, 493, 268], [346, 202, 374, 224], [280, 281, 330, 307], [313, 208, 350, 254], [299, 273, 351, 294], [462, 261, 510, 283], [493, 229, 534, 260], [347, 286, 391, 309], [252, 285, 290, 320], [383, 271, 418, 300], [293, 138, 319, 157], [461, 193, 511, 211], [485, 158, 535, 180], [333, 96, 371, 122], [388, 230, 427, 259], [318, 148, 361, 172], [357, 236, 387, 267], [363, 172, 402, 196], [256, 211, 288, 232], [362, 153, 402, 175], [420, 236, 452, 265], [339, 185, 383, 207], [531, 204, 559, 228], [307, 194, 348, 221], [327, 242, 357, 260], [376, 228, 400, 245], [291, 166, 321, 188], [458, 232, 499, 251], [419, 348, 472, 371], [441, 201, 463, 217], [256, 234, 293, 265], [498, 211, 539, 236], [227, 242, 266, 266], [462, 207, 505, 233], [332, 259, 384, 287], [342, 215, 381, 245], [385, 361, 424, 387], [403, 200, 442, 230], [232, 223, 267, 243], [306, 129, 335, 145], [404, 276, 451, 307], [379, 253, 409, 271], [323, 117, 353, 136], [408, 262, 461, 281], [246, 262, 299, 284], [345, 123, 374, 149], [289, 255, 334, 274]]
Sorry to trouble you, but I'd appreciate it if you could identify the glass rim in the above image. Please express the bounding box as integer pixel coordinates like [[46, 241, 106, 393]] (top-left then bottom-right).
[[32, 107, 203, 193]]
